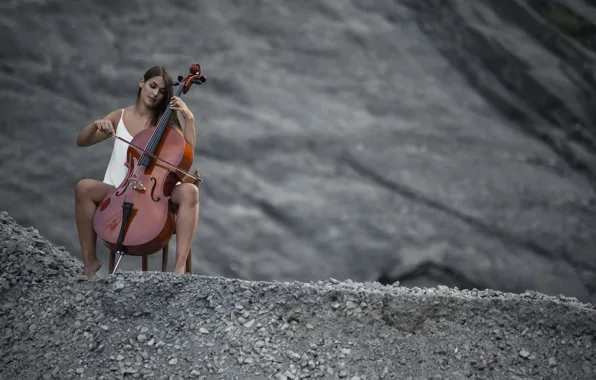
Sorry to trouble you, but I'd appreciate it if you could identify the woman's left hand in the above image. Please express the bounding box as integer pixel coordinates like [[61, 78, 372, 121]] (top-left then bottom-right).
[[170, 96, 194, 120]]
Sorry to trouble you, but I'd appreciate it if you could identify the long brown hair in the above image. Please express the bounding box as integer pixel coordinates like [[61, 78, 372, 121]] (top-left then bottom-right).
[[136, 65, 182, 129]]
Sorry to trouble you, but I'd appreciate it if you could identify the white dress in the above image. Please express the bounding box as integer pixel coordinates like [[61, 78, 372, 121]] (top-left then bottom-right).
[[102, 109, 182, 187], [102, 109, 132, 187]]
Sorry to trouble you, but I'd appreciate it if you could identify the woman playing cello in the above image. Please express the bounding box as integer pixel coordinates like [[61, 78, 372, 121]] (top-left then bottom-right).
[[74, 65, 200, 279]]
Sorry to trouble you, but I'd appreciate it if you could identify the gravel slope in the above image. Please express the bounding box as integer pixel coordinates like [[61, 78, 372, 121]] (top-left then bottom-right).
[[1, 211, 595, 380]]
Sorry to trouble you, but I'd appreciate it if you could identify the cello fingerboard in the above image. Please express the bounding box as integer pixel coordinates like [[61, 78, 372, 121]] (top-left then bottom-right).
[[138, 82, 186, 167]]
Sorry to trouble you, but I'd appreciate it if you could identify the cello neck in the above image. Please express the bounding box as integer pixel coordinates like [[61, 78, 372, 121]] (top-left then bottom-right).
[[138, 82, 186, 168]]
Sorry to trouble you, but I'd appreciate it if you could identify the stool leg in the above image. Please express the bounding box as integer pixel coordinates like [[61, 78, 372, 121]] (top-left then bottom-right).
[[109, 250, 115, 273], [162, 244, 169, 272], [142, 254, 148, 271], [185, 248, 192, 273]]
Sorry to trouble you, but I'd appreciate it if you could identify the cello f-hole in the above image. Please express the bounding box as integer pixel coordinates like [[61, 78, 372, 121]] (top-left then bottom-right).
[[150, 177, 161, 202], [115, 181, 129, 196]]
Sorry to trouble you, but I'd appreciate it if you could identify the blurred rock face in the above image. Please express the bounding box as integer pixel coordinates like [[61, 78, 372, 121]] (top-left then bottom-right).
[[0, 0, 595, 302]]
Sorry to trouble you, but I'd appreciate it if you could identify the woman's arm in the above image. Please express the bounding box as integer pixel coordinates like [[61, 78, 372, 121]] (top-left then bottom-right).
[[182, 114, 196, 151], [170, 96, 196, 151], [76, 109, 121, 147], [169, 96, 199, 184]]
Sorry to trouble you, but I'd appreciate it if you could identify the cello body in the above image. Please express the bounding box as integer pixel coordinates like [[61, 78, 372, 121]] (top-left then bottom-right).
[[93, 127, 194, 256], [92, 63, 205, 259]]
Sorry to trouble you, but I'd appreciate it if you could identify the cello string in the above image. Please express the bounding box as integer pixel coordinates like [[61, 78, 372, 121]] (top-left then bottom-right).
[[143, 81, 182, 157], [107, 133, 200, 181], [125, 81, 197, 183], [134, 84, 180, 176], [131, 113, 159, 178]]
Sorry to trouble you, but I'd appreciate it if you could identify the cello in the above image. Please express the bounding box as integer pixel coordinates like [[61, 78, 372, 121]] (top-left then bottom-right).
[[92, 63, 206, 271]]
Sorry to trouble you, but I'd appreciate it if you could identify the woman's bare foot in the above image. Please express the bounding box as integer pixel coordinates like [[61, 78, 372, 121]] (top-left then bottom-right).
[[84, 259, 102, 280]]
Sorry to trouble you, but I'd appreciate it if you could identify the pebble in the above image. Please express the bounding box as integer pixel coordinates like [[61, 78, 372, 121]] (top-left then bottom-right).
[[519, 349, 530, 358]]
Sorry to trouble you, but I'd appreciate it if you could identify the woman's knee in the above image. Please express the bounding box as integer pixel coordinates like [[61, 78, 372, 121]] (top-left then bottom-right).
[[177, 183, 199, 205], [75, 179, 112, 203], [74, 179, 97, 200]]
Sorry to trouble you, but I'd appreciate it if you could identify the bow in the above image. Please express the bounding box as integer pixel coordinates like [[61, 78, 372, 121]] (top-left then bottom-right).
[[107, 131, 202, 183]]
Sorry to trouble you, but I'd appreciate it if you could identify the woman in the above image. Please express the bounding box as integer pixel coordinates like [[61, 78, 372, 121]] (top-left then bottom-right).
[[74, 65, 199, 279]]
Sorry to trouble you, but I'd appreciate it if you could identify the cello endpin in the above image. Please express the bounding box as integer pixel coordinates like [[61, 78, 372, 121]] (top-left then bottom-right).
[[112, 251, 125, 274]]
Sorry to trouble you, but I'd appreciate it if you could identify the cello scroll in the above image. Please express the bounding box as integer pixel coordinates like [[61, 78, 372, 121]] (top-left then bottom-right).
[[176, 63, 207, 94]]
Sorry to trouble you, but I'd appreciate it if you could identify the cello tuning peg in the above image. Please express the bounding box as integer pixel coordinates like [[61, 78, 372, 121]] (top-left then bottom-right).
[[173, 74, 206, 87]]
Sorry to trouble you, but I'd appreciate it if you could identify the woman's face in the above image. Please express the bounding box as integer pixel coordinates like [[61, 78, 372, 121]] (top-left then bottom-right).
[[140, 75, 167, 109]]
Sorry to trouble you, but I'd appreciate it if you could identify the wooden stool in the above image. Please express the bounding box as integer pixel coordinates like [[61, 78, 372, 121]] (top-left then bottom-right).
[[108, 240, 192, 273], [107, 168, 200, 274]]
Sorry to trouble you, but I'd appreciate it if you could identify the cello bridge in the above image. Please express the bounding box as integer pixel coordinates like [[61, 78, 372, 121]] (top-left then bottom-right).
[[128, 177, 146, 191]]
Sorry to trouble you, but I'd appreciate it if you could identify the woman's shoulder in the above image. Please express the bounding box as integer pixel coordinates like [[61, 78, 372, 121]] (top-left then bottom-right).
[[122, 105, 136, 114], [101, 107, 125, 125], [104, 106, 132, 126]]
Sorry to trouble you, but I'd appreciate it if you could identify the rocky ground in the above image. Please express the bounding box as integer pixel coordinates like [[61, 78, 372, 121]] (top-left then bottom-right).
[[1, 210, 595, 380]]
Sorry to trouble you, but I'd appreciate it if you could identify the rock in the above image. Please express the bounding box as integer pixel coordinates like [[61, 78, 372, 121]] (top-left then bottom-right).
[[0, 211, 595, 380]]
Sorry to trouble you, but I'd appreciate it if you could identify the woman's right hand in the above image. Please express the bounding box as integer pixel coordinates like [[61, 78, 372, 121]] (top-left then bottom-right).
[[94, 119, 115, 135]]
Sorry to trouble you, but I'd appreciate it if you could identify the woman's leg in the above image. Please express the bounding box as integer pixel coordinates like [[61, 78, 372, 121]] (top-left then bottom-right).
[[74, 179, 115, 279], [170, 183, 200, 273]]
